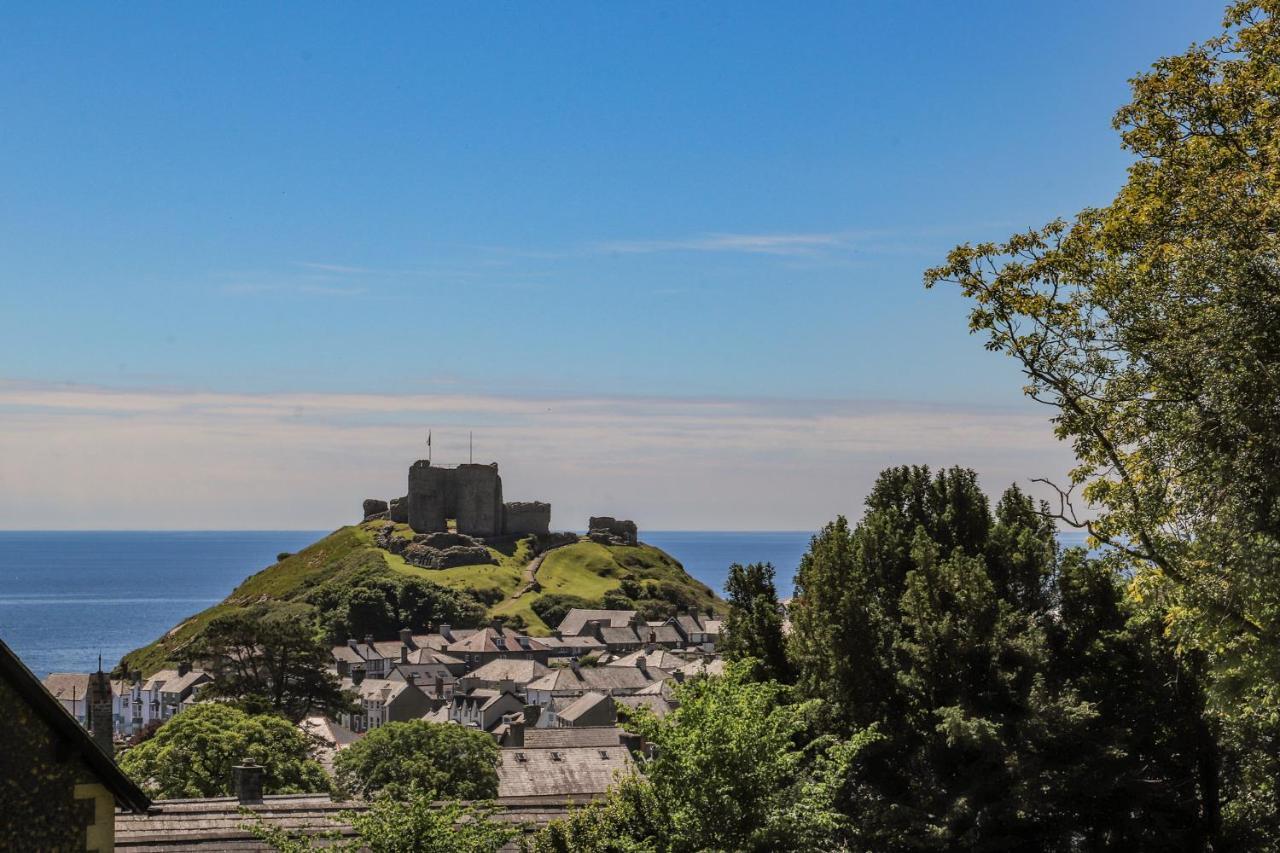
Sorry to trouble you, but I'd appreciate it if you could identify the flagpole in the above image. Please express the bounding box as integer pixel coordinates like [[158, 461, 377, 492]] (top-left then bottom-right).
[[469, 431, 473, 464]]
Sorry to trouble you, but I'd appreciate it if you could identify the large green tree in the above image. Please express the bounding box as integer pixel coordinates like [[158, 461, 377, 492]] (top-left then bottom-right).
[[924, 3, 1280, 840], [720, 562, 791, 683], [118, 703, 329, 799], [195, 604, 351, 721], [333, 720, 499, 800], [789, 466, 1222, 849]]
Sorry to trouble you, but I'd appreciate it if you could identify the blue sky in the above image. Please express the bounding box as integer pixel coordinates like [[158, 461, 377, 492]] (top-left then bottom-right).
[[0, 3, 1224, 528]]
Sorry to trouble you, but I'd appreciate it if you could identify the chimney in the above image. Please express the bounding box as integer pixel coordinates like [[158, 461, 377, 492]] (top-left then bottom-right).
[[507, 715, 525, 747], [352, 667, 366, 686], [434, 674, 444, 698], [405, 673, 417, 686], [439, 624, 453, 642], [588, 620, 605, 641], [87, 670, 114, 757], [635, 654, 648, 672], [399, 628, 413, 647], [130, 669, 142, 685], [619, 732, 644, 757], [490, 618, 504, 635], [363, 634, 374, 648], [673, 670, 685, 684], [232, 760, 264, 804], [552, 629, 563, 640], [401, 645, 409, 664], [347, 638, 358, 651], [177, 661, 191, 677], [523, 703, 542, 727], [336, 659, 350, 677], [498, 678, 516, 696], [570, 658, 581, 677]]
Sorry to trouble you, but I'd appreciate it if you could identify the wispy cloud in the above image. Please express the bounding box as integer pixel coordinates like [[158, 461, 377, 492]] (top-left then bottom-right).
[[0, 380, 1072, 531], [593, 231, 856, 257]]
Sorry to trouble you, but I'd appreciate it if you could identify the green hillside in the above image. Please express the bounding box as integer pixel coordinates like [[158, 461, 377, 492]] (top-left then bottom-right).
[[119, 521, 721, 676]]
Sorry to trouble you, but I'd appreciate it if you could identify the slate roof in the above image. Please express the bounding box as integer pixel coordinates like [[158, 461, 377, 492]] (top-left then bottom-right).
[[556, 691, 614, 724], [524, 726, 625, 749], [675, 658, 725, 678], [115, 793, 576, 850], [599, 626, 642, 646], [446, 628, 550, 655], [558, 609, 637, 636], [527, 665, 667, 695], [637, 624, 684, 646], [0, 637, 150, 813], [537, 636, 606, 653], [341, 677, 415, 704], [498, 746, 633, 800], [42, 672, 92, 703], [159, 670, 211, 696], [606, 649, 690, 670], [615, 694, 676, 718], [466, 658, 550, 685]]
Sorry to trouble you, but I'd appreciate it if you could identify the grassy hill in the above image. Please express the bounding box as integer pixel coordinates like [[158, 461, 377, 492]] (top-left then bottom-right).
[[119, 521, 721, 676]]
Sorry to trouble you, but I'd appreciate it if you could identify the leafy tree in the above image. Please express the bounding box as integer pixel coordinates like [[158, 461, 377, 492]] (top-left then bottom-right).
[[245, 786, 517, 853], [924, 0, 1280, 771], [196, 604, 351, 721], [306, 567, 485, 642], [119, 703, 329, 799], [530, 593, 596, 630], [720, 562, 791, 683], [529, 661, 877, 852], [333, 720, 499, 800]]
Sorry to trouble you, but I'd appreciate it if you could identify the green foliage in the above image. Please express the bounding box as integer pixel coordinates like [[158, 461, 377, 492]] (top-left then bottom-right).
[[790, 466, 1223, 848], [119, 704, 329, 799], [332, 720, 499, 800], [245, 786, 518, 853], [530, 662, 876, 852], [196, 604, 352, 721], [305, 565, 485, 642], [925, 4, 1280, 843], [531, 593, 596, 629], [721, 562, 791, 683]]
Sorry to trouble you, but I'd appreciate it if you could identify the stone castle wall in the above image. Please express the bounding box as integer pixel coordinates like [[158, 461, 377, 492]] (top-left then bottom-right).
[[503, 501, 551, 536], [407, 461, 505, 537]]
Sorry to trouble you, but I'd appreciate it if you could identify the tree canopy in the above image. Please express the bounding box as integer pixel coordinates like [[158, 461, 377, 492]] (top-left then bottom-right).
[[332, 720, 499, 800], [195, 604, 351, 721], [720, 562, 791, 683], [118, 703, 329, 799]]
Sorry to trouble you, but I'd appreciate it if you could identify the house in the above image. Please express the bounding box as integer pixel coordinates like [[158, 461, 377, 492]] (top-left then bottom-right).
[[339, 675, 431, 733], [446, 626, 552, 670], [672, 612, 717, 650], [140, 664, 211, 727], [458, 658, 550, 695], [538, 634, 607, 659], [616, 692, 677, 719], [640, 622, 685, 648], [525, 659, 668, 707], [298, 715, 359, 775], [448, 687, 524, 731], [0, 636, 150, 850], [44, 672, 149, 738], [557, 609, 638, 637]]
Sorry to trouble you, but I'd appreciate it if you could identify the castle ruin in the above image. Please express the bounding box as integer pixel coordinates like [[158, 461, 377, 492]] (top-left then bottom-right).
[[366, 460, 551, 538]]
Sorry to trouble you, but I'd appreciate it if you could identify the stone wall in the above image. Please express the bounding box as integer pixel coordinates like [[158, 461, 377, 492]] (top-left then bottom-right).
[[504, 501, 551, 536], [406, 461, 505, 537], [588, 516, 638, 546]]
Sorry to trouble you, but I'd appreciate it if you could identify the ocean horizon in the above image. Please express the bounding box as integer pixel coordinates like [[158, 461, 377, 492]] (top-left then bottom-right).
[[0, 528, 1088, 678]]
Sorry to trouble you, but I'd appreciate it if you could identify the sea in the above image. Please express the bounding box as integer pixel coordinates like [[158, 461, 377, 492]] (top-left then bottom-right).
[[0, 528, 1089, 678]]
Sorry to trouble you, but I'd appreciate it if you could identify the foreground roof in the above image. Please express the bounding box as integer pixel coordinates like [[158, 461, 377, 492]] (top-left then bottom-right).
[[115, 793, 577, 850], [498, 746, 633, 800]]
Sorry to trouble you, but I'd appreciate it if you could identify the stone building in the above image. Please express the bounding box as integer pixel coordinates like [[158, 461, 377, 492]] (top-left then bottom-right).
[[0, 637, 150, 850]]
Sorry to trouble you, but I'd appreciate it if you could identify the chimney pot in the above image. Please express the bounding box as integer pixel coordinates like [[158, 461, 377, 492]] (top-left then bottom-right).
[[233, 759, 264, 804], [635, 655, 647, 670], [347, 638, 358, 650], [363, 634, 374, 647], [399, 628, 413, 646], [177, 661, 191, 677], [439, 624, 453, 642]]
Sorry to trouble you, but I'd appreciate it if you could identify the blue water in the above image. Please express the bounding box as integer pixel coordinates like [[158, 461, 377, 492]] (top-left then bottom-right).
[[0, 529, 1088, 678]]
